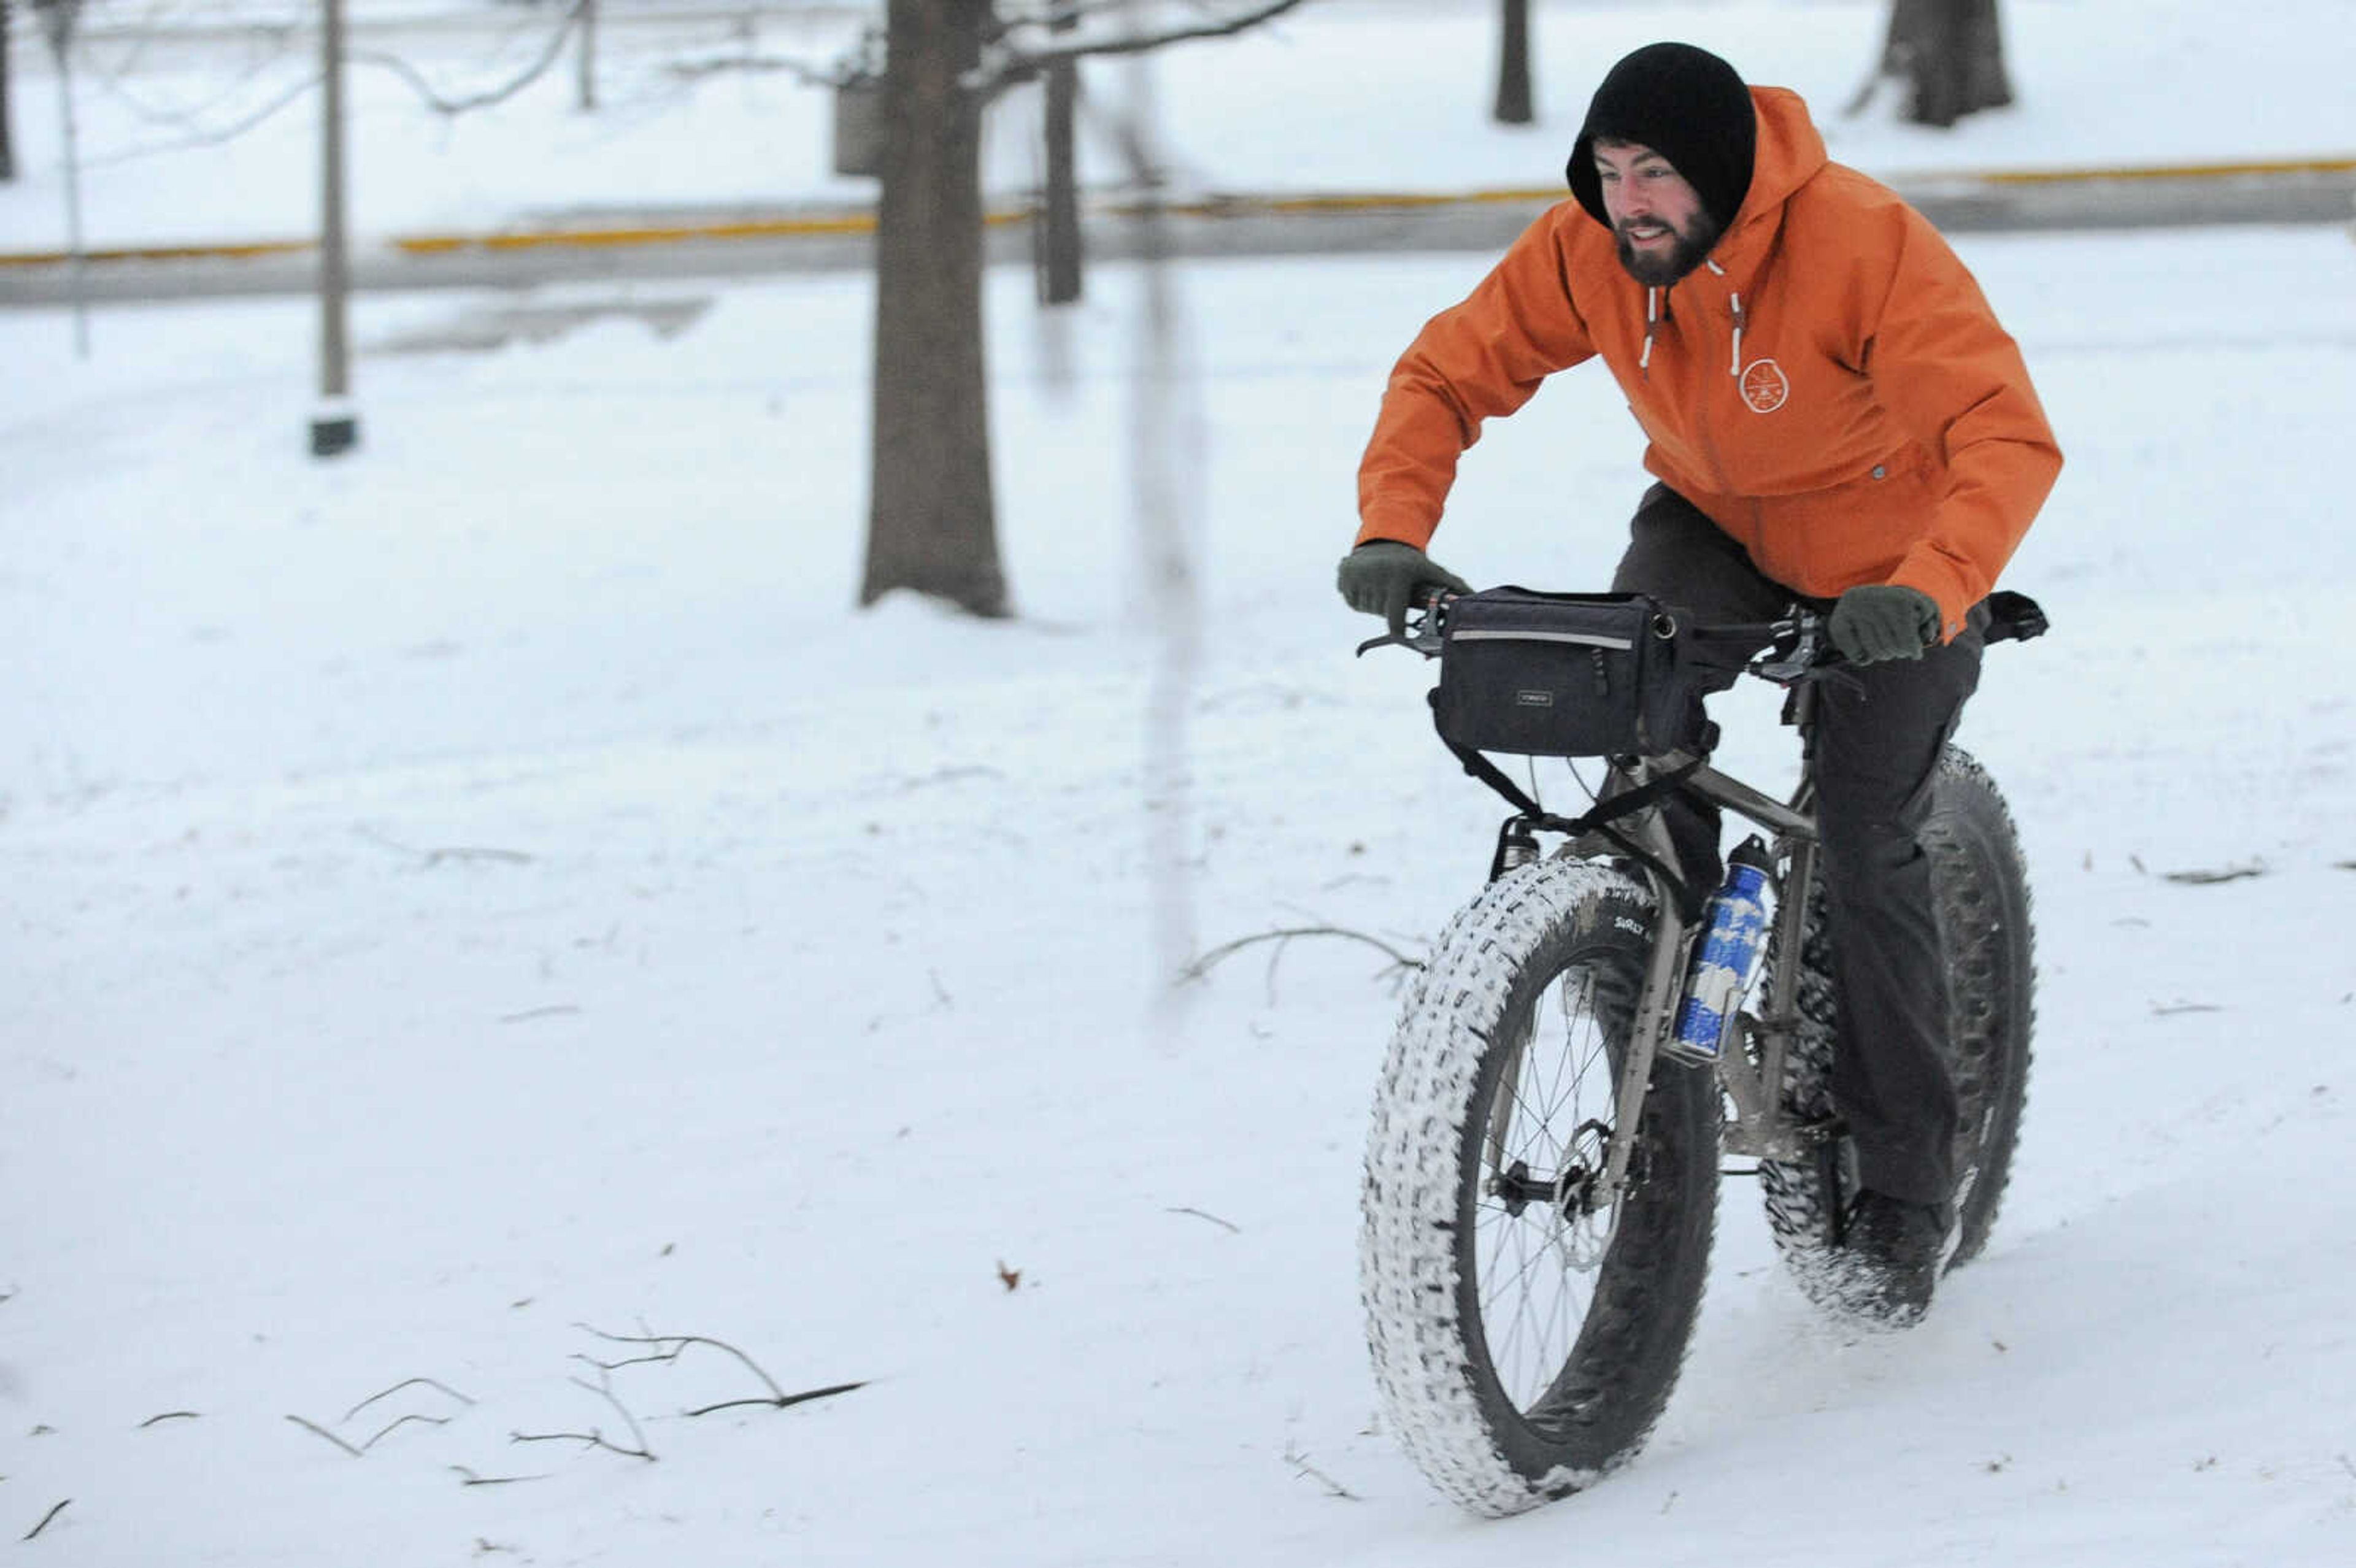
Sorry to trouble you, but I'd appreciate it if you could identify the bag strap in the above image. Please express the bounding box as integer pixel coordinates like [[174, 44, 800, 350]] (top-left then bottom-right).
[[1436, 725, 1706, 912]]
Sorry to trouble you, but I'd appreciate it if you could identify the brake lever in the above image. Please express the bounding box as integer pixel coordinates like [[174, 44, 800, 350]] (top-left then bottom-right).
[[1354, 596, 1450, 658], [1747, 610, 1827, 683], [1355, 628, 1442, 657]]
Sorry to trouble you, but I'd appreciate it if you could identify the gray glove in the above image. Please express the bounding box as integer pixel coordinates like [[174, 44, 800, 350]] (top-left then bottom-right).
[[1336, 540, 1471, 636], [1828, 583, 1941, 664]]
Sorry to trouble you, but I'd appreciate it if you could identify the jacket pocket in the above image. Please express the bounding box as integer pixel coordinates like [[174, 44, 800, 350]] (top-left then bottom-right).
[[1750, 447, 1938, 596]]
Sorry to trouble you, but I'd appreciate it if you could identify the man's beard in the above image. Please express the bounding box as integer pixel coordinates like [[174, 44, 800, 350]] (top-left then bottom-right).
[[1614, 212, 1724, 286]]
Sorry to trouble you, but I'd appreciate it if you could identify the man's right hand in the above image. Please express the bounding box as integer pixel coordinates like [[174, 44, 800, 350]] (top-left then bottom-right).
[[1827, 583, 1941, 664], [1336, 540, 1471, 636]]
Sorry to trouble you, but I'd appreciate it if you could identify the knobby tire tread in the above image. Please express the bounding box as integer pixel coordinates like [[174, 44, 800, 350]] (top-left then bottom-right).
[[1360, 859, 1717, 1516], [1758, 745, 2036, 1312]]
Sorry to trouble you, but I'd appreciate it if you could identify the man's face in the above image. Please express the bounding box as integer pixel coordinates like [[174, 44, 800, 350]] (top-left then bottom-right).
[[1593, 140, 1720, 286]]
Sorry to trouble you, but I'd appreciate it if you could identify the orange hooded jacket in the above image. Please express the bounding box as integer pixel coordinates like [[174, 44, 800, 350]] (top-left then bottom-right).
[[1355, 87, 2062, 639]]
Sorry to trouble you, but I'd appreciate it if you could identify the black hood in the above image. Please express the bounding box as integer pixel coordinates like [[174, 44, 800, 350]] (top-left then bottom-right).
[[1565, 42, 1758, 232]]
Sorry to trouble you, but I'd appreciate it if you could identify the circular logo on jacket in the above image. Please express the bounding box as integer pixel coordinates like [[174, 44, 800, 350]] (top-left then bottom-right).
[[1739, 358, 1790, 413]]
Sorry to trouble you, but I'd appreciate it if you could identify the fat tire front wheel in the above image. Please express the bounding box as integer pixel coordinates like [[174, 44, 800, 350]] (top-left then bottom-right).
[[1360, 859, 1718, 1515]]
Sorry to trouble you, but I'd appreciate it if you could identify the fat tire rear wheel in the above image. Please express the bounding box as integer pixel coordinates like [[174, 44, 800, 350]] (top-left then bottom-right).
[[1360, 859, 1719, 1515], [1758, 745, 2036, 1309]]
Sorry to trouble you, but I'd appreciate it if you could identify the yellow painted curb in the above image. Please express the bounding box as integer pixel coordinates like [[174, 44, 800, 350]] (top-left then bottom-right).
[[0, 238, 314, 269], [1968, 155, 2356, 185]]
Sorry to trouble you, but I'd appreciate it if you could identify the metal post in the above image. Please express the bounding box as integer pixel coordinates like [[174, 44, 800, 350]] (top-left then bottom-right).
[[1, 0, 16, 183], [31, 0, 87, 355], [53, 25, 85, 356], [576, 0, 597, 113], [310, 0, 357, 457], [1037, 4, 1080, 306]]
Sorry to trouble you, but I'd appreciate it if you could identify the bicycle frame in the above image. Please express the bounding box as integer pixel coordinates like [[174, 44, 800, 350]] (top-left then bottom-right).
[[1568, 685, 1834, 1216]]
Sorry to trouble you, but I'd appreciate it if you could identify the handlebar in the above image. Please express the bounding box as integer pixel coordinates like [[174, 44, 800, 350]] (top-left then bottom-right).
[[1356, 591, 1844, 685]]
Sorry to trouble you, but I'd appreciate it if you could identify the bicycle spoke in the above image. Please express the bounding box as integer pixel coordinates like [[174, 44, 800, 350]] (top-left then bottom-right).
[[1471, 958, 1621, 1412]]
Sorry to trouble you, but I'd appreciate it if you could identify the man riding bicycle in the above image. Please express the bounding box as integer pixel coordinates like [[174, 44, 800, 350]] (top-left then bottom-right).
[[1338, 42, 2062, 1322]]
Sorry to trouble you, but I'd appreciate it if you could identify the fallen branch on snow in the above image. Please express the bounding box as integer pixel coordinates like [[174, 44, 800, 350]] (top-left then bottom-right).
[[354, 825, 535, 867], [344, 1377, 478, 1423], [573, 1324, 869, 1420], [284, 1413, 364, 1458], [22, 1500, 71, 1542], [288, 1375, 478, 1458], [1178, 925, 1423, 999], [512, 1369, 655, 1462], [2162, 861, 2266, 885]]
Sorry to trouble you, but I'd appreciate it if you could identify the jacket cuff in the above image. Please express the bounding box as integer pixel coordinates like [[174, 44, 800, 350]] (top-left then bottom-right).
[[1355, 512, 1438, 551], [1888, 555, 1976, 644]]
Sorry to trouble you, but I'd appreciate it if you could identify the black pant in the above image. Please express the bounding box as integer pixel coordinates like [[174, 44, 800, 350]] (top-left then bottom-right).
[[1611, 486, 1982, 1207]]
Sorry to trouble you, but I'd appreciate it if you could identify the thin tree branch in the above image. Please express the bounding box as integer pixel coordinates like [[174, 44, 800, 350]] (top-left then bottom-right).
[[355, 826, 534, 867], [974, 0, 1311, 98], [1166, 1205, 1240, 1233], [510, 1370, 656, 1461], [501, 1005, 583, 1025], [81, 4, 584, 169], [361, 1412, 455, 1450], [1282, 1443, 1362, 1501], [683, 1381, 866, 1420], [1177, 924, 1424, 986], [284, 1414, 365, 1458], [664, 53, 847, 88], [2162, 862, 2266, 885], [571, 1324, 866, 1418], [451, 1466, 548, 1487], [350, 2, 583, 118], [574, 1324, 788, 1403], [342, 1377, 477, 1423], [508, 1427, 653, 1461], [987, 0, 1147, 39], [22, 1501, 71, 1542], [139, 1410, 201, 1428], [83, 69, 321, 167]]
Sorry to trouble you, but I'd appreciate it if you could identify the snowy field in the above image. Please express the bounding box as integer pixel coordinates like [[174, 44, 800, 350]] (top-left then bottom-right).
[[6, 2, 2356, 1566]]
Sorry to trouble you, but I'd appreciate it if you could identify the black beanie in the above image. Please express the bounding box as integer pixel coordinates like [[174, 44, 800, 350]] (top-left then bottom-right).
[[1565, 43, 1758, 231]]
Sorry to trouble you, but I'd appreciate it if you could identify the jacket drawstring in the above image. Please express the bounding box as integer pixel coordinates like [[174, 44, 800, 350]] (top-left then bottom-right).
[[1644, 265, 1744, 380], [1706, 259, 1744, 377]]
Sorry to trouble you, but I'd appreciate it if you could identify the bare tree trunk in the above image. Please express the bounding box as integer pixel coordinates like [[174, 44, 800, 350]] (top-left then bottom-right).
[[1493, 0, 1533, 126], [1884, 0, 2012, 128], [862, 0, 1007, 617], [1, 0, 16, 182]]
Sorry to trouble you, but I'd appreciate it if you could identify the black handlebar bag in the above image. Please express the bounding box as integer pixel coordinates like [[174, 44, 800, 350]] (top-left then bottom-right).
[[1429, 588, 1711, 758]]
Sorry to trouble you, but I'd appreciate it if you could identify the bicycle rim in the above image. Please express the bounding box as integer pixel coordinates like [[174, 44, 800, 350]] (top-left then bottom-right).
[[1466, 963, 1630, 1420]]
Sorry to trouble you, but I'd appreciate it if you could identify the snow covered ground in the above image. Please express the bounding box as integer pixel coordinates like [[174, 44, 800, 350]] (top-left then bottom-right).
[[4, 2, 2355, 1564]]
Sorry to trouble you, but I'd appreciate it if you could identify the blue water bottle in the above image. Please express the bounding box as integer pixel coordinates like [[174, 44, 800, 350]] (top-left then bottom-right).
[[1668, 836, 1777, 1064]]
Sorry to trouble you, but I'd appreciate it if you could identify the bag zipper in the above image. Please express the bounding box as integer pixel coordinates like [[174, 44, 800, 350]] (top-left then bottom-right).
[[1450, 629, 1636, 650]]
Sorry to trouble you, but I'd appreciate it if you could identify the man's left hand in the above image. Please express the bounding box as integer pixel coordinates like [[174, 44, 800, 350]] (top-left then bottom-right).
[[1828, 584, 1940, 664]]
